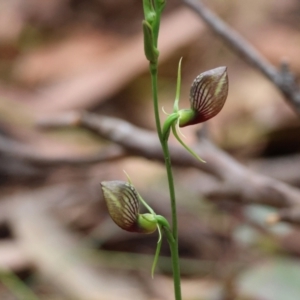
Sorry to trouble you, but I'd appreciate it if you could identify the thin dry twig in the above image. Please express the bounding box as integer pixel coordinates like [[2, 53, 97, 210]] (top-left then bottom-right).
[[37, 112, 300, 210], [182, 0, 300, 114]]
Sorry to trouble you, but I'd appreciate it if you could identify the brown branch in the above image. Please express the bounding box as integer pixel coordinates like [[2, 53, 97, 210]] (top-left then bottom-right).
[[37, 112, 222, 178], [0, 135, 125, 168], [249, 154, 300, 185], [37, 112, 300, 209], [182, 0, 300, 114]]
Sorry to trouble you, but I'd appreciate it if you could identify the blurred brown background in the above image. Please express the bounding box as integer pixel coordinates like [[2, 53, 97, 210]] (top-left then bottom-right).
[[0, 0, 300, 299]]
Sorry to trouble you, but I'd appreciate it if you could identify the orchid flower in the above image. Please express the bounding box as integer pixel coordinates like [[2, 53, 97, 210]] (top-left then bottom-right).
[[163, 60, 228, 162]]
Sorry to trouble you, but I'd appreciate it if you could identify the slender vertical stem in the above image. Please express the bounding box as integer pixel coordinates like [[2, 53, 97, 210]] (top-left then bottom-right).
[[149, 62, 182, 300], [161, 140, 178, 239], [163, 226, 182, 300], [149, 64, 163, 142]]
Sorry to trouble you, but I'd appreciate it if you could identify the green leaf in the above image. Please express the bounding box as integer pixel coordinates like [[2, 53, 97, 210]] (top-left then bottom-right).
[[143, 20, 159, 63]]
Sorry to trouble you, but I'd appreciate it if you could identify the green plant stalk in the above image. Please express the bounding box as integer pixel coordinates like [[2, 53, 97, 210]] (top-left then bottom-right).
[[163, 226, 182, 300], [149, 62, 182, 300]]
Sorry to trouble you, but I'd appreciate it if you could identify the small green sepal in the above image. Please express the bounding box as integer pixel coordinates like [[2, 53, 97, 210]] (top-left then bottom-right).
[[151, 215, 171, 277], [171, 123, 206, 163], [174, 57, 183, 112], [151, 224, 163, 278]]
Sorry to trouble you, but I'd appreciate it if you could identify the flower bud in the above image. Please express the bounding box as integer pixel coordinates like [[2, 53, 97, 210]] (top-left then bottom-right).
[[143, 20, 159, 63], [101, 181, 157, 234], [179, 66, 228, 127]]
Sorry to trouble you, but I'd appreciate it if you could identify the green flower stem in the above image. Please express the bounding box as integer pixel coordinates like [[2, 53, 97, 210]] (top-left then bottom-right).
[[149, 62, 182, 300], [162, 226, 182, 300], [149, 63, 162, 141]]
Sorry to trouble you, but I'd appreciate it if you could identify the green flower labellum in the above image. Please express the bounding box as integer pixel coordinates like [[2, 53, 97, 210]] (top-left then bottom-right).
[[101, 181, 157, 234]]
